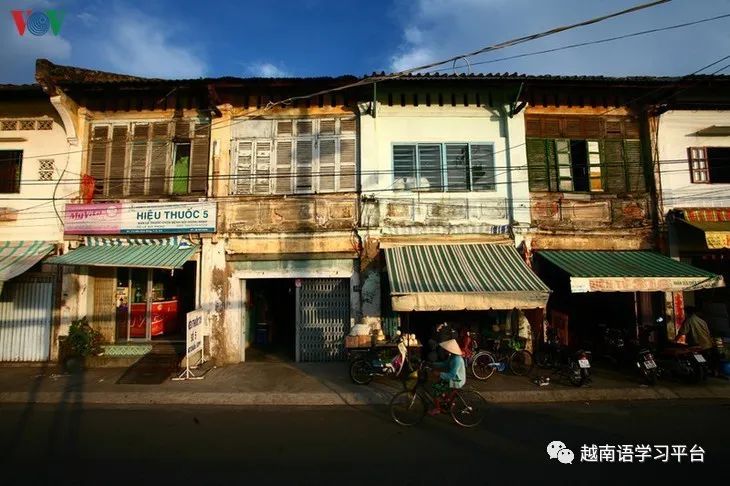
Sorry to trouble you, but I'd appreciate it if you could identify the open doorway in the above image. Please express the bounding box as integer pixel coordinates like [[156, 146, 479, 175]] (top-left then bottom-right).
[[246, 279, 297, 362]]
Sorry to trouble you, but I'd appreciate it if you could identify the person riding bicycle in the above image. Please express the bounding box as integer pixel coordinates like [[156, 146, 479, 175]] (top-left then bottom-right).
[[428, 339, 466, 415]]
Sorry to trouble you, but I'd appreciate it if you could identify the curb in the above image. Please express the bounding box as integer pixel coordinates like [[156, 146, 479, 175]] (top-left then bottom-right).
[[0, 385, 728, 407]]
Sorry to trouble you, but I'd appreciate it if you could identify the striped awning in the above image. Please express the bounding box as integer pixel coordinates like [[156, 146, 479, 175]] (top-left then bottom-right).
[[47, 236, 198, 269], [0, 241, 54, 283], [681, 208, 730, 249], [384, 244, 550, 311], [537, 250, 724, 293]]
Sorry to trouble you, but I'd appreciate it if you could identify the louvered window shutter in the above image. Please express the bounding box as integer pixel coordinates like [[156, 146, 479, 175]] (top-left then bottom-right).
[[339, 138, 356, 191], [296, 139, 313, 192], [128, 123, 149, 196], [275, 140, 293, 194], [190, 122, 210, 194], [108, 126, 128, 198], [470, 144, 495, 191], [148, 122, 169, 195], [319, 139, 336, 192], [236, 141, 253, 195], [624, 140, 645, 192], [602, 139, 627, 193], [526, 138, 550, 192], [88, 125, 110, 196], [254, 141, 272, 194], [445, 144, 469, 191]]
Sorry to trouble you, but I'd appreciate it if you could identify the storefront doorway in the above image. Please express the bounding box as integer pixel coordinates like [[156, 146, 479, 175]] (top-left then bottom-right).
[[114, 261, 197, 342], [246, 279, 297, 361]]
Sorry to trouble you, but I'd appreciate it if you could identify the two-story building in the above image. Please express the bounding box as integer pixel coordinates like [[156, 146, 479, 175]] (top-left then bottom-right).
[[522, 76, 724, 346], [36, 60, 220, 362], [207, 77, 362, 363], [357, 74, 550, 347], [652, 75, 730, 339], [0, 83, 78, 361]]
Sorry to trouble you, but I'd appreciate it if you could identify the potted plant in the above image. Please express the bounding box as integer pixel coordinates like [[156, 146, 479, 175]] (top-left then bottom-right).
[[61, 317, 104, 372]]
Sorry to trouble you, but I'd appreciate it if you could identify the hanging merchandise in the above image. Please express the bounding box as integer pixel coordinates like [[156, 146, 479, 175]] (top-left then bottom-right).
[[80, 174, 95, 204]]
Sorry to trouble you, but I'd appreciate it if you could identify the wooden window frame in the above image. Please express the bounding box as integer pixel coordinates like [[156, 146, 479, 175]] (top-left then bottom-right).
[[688, 147, 710, 183], [0, 150, 23, 193]]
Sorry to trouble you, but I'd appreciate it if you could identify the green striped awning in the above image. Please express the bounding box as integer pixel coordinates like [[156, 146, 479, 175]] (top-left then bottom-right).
[[0, 241, 54, 282], [537, 250, 724, 293], [384, 244, 550, 311], [47, 237, 198, 269]]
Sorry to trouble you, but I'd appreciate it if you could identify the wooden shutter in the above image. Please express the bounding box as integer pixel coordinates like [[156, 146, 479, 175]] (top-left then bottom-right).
[[296, 139, 313, 192], [296, 120, 313, 136], [320, 119, 336, 136], [340, 118, 356, 134], [526, 138, 549, 191], [236, 141, 253, 195], [318, 139, 336, 192], [275, 141, 293, 194], [602, 139, 627, 193], [624, 139, 645, 192], [128, 123, 149, 196], [91, 267, 116, 342], [688, 147, 710, 183], [88, 125, 109, 196], [555, 139, 573, 191], [339, 139, 356, 191], [254, 140, 271, 194], [190, 122, 210, 194], [108, 126, 128, 198], [148, 122, 169, 195], [277, 120, 293, 136], [174, 120, 190, 139]]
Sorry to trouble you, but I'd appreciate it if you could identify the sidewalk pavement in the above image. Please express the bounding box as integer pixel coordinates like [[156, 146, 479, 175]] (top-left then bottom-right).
[[0, 361, 728, 407]]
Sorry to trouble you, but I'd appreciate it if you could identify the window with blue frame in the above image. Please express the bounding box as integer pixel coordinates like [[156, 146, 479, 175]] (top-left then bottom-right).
[[392, 143, 495, 192]]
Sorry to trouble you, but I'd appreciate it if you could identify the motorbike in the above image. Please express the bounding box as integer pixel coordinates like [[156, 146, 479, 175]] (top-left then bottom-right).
[[652, 317, 708, 384], [348, 333, 412, 386], [535, 331, 592, 387], [592, 324, 626, 367]]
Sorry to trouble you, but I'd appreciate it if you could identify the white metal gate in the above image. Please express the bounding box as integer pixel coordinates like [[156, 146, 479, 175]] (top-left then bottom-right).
[[297, 278, 350, 362], [0, 276, 54, 361]]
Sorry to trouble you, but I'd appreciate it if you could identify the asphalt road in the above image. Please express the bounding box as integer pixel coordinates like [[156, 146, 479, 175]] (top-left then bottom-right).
[[0, 400, 727, 485]]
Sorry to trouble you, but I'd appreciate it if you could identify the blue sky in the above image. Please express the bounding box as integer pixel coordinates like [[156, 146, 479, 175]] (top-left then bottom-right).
[[1, 0, 729, 83]]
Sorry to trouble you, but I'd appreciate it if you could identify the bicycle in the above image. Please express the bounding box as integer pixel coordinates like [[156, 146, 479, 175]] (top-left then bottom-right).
[[470, 337, 534, 380], [389, 363, 488, 428]]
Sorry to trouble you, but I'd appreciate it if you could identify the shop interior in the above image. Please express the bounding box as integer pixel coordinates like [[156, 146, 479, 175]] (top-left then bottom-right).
[[114, 261, 197, 342], [246, 279, 297, 361]]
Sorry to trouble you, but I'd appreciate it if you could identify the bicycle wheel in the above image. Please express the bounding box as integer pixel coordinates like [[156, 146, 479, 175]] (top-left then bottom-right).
[[450, 389, 487, 428], [390, 390, 426, 426], [349, 359, 373, 385], [509, 350, 534, 376], [471, 351, 497, 380]]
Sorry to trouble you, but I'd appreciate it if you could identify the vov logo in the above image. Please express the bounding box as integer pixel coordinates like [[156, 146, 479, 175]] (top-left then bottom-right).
[[11, 9, 65, 36]]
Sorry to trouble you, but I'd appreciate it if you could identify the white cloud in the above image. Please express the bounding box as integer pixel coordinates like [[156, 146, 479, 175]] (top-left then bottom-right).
[[246, 62, 289, 78], [76, 12, 97, 27], [99, 6, 206, 78], [389, 0, 730, 76]]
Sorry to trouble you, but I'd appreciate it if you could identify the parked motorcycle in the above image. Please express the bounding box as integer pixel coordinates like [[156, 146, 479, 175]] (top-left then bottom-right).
[[652, 318, 708, 384], [535, 331, 592, 387], [591, 324, 626, 367], [349, 333, 412, 386]]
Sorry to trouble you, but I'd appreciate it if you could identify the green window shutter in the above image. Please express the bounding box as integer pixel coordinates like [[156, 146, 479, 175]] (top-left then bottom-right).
[[469, 144, 495, 191], [601, 139, 627, 193], [526, 138, 549, 191], [624, 139, 645, 192]]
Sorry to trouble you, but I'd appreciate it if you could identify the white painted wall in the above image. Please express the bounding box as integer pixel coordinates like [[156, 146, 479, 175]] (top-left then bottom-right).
[[0, 101, 78, 242], [358, 103, 530, 229], [657, 110, 730, 213]]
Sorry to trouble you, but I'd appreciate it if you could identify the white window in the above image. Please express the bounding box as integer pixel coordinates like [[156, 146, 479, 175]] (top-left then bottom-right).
[[232, 117, 357, 195]]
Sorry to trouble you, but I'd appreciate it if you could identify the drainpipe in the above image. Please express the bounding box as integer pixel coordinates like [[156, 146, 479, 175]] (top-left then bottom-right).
[[499, 106, 515, 226]]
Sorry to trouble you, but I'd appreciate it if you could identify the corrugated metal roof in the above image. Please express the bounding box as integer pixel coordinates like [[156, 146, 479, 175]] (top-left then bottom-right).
[[0, 241, 54, 282], [364, 72, 730, 83], [47, 243, 198, 269], [537, 250, 716, 278]]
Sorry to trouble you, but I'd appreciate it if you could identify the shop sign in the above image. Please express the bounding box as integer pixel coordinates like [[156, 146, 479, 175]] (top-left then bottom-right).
[[570, 276, 722, 293], [64, 201, 217, 235], [186, 308, 205, 357]]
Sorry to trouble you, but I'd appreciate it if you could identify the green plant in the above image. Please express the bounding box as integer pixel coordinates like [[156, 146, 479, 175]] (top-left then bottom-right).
[[66, 317, 103, 358]]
